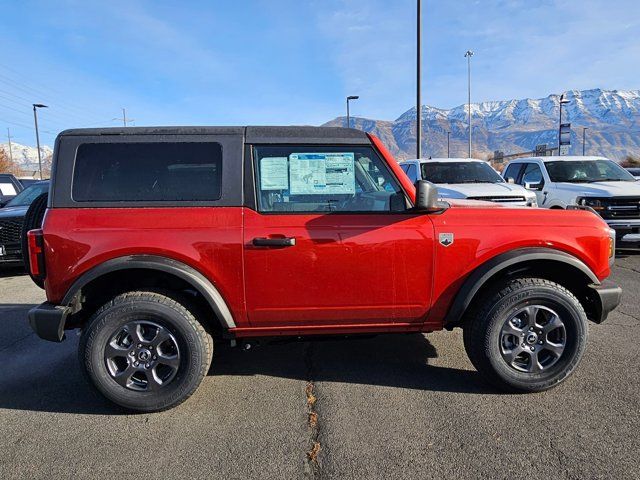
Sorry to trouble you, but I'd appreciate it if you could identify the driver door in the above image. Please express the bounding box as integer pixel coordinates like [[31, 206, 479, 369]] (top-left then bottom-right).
[[243, 144, 435, 328]]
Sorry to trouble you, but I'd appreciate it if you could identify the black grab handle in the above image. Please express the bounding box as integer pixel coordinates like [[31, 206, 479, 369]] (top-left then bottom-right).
[[252, 237, 296, 247]]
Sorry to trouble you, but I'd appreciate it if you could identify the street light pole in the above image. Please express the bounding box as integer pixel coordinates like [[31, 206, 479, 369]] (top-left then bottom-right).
[[346, 96, 359, 129], [464, 50, 474, 158], [582, 127, 588, 156], [557, 93, 570, 155], [447, 131, 450, 158], [416, 0, 422, 159], [32, 103, 48, 180], [6, 128, 13, 163]]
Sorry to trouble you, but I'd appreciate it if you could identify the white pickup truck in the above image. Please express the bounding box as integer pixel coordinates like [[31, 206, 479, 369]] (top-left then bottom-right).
[[399, 158, 537, 207], [502, 156, 640, 241]]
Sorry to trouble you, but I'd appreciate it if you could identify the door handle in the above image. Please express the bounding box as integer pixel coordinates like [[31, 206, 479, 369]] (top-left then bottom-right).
[[252, 237, 296, 247]]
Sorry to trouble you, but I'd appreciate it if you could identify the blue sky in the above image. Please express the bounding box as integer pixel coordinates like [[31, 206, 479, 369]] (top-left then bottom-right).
[[1, 0, 638, 146]]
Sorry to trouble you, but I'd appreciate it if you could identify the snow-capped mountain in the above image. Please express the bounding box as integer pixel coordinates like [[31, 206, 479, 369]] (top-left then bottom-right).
[[0, 142, 53, 171], [324, 89, 640, 161]]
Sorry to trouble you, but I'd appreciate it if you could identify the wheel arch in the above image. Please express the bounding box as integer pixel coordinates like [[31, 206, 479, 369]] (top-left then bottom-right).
[[62, 255, 236, 332], [444, 248, 600, 328]]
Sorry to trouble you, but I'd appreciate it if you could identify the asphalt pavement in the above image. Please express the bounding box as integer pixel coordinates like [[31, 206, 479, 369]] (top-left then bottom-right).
[[0, 256, 638, 479]]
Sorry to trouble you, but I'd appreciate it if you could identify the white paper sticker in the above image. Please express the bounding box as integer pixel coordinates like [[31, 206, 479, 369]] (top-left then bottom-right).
[[0, 183, 17, 196], [289, 153, 355, 195], [260, 157, 289, 190]]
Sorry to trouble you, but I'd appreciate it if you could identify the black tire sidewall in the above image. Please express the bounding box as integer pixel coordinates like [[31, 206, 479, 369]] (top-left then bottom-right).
[[484, 284, 587, 390], [81, 297, 207, 411], [21, 192, 48, 287]]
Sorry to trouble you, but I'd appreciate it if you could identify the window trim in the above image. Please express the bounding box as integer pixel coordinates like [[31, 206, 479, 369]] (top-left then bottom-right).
[[249, 143, 412, 215]]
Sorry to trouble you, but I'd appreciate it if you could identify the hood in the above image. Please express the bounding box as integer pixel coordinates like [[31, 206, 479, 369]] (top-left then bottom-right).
[[0, 205, 28, 218], [436, 182, 532, 199], [446, 198, 504, 208], [555, 181, 640, 198]]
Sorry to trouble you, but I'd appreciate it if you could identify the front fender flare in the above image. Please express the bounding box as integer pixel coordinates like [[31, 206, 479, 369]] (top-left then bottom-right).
[[443, 248, 599, 327]]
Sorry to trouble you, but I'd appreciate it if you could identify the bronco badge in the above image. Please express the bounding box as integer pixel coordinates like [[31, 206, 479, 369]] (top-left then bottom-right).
[[439, 233, 454, 247]]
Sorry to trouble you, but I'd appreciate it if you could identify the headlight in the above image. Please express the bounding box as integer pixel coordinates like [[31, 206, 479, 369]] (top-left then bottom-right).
[[577, 197, 605, 211]]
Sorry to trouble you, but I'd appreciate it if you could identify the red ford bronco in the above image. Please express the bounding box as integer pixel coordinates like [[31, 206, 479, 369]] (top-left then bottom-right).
[[26, 126, 621, 412]]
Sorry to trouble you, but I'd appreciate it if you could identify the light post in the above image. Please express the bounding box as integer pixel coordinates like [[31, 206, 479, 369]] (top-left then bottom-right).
[[447, 131, 450, 158], [582, 127, 588, 156], [416, 0, 422, 159], [464, 50, 474, 158], [557, 93, 570, 155], [32, 103, 48, 180], [346, 95, 359, 129]]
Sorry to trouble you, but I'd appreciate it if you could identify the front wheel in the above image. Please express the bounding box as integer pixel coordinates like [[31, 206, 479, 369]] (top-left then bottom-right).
[[79, 291, 213, 412], [463, 278, 588, 392]]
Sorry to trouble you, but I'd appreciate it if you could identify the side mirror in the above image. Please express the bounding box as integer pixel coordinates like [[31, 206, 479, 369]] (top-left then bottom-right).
[[524, 181, 543, 191], [414, 180, 443, 212]]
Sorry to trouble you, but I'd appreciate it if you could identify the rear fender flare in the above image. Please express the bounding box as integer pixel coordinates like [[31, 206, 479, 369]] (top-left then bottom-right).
[[61, 255, 236, 329]]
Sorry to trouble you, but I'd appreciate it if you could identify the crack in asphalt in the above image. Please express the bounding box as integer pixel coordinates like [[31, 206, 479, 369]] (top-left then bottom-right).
[[617, 264, 640, 275], [611, 309, 640, 324], [304, 342, 321, 478], [0, 332, 34, 355]]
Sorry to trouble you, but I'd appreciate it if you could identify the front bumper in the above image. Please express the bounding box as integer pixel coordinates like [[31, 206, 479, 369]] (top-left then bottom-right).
[[0, 242, 23, 264], [28, 302, 72, 342], [588, 280, 622, 323], [606, 219, 640, 235]]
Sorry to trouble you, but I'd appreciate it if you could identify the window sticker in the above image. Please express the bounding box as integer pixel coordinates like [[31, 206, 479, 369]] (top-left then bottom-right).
[[0, 183, 17, 196], [289, 153, 355, 195], [260, 157, 289, 190]]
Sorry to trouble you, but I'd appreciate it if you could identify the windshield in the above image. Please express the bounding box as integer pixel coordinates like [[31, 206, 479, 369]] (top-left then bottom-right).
[[420, 162, 504, 184], [545, 160, 635, 183], [5, 183, 48, 207]]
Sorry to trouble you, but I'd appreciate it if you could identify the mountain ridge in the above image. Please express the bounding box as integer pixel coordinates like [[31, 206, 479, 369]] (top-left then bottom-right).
[[323, 88, 640, 161]]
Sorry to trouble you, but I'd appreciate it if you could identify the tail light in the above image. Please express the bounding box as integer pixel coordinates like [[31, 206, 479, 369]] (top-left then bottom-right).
[[27, 229, 46, 279]]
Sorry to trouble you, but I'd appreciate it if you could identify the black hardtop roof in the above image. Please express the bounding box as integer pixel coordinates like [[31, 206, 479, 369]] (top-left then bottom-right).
[[58, 126, 370, 144]]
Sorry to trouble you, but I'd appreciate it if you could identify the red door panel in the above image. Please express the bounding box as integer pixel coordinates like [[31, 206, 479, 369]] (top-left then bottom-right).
[[243, 208, 435, 327]]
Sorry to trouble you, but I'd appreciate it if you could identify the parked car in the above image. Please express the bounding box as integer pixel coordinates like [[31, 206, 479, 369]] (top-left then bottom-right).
[[0, 180, 49, 265], [18, 178, 42, 188], [503, 156, 640, 241], [400, 158, 538, 207], [27, 127, 620, 412], [625, 167, 640, 180], [0, 173, 24, 207]]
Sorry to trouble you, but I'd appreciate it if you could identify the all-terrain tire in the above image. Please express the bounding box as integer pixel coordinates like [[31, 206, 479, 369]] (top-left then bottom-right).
[[463, 278, 588, 392], [79, 290, 213, 412], [21, 191, 48, 288]]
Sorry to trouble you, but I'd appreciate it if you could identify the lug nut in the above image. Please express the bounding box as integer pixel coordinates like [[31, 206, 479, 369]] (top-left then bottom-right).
[[538, 340, 543, 345], [530, 346, 535, 351], [149, 346, 153, 350], [529, 327, 534, 331], [153, 355, 157, 360], [145, 363, 150, 368], [129, 351, 135, 356], [134, 361, 140, 366]]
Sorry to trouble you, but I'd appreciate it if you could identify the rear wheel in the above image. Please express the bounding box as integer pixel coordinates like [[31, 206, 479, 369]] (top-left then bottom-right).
[[463, 278, 588, 392], [79, 291, 213, 412]]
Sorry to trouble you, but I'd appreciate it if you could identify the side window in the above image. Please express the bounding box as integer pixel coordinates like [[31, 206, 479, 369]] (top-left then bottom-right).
[[72, 142, 223, 202], [503, 163, 522, 182], [407, 164, 418, 183], [521, 163, 544, 187], [254, 145, 407, 213]]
